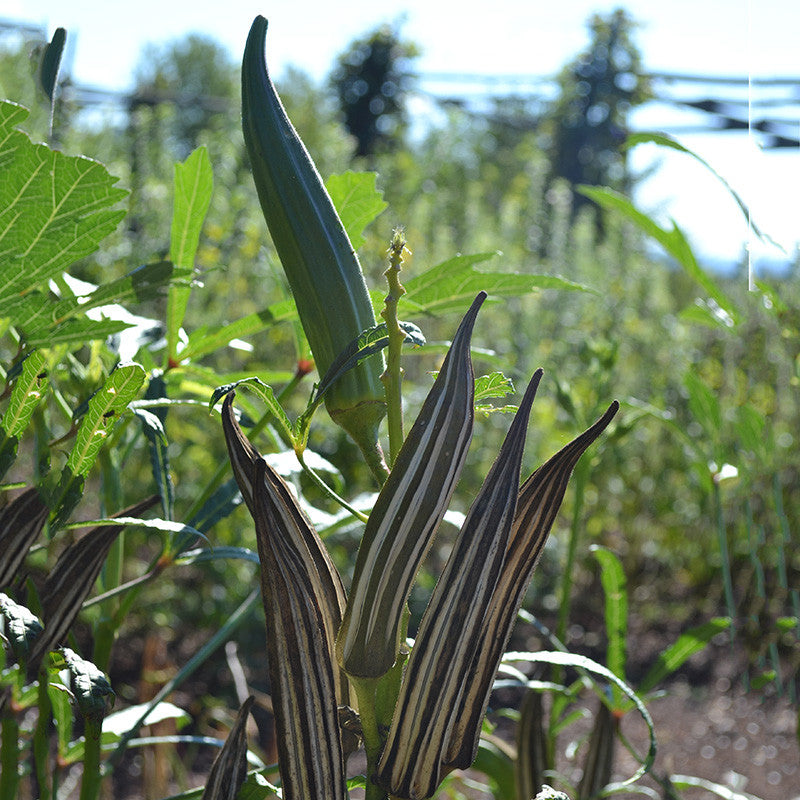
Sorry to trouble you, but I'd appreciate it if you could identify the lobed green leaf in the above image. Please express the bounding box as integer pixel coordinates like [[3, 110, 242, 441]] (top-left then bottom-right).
[[0, 101, 127, 305], [399, 252, 590, 317], [325, 170, 387, 250]]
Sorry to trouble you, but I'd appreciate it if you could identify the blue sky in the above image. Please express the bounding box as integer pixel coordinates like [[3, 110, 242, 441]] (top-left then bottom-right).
[[7, 0, 799, 271]]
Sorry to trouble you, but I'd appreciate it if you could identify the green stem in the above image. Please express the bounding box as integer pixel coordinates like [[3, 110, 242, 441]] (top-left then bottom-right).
[[351, 677, 388, 800], [34, 674, 52, 800], [712, 480, 736, 646], [380, 230, 408, 468], [0, 712, 20, 800], [79, 717, 103, 800], [297, 452, 368, 523]]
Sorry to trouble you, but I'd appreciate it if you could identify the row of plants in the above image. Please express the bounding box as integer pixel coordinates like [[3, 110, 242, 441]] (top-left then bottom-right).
[[1, 15, 798, 800]]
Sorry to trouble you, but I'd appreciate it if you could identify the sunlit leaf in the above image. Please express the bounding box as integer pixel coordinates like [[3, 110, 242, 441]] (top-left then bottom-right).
[[0, 101, 127, 305], [167, 146, 214, 361], [398, 252, 590, 316], [637, 618, 731, 697], [326, 170, 387, 250]]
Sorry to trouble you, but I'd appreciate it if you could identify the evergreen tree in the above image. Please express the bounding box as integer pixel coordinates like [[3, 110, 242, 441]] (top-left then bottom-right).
[[330, 24, 418, 157], [543, 8, 650, 206]]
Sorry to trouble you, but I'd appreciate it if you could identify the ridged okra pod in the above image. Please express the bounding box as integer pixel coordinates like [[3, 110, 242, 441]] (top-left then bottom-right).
[[242, 16, 386, 463]]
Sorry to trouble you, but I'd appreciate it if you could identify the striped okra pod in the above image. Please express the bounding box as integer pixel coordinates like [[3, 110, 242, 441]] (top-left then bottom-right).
[[222, 393, 349, 800], [336, 293, 485, 679], [242, 16, 386, 468]]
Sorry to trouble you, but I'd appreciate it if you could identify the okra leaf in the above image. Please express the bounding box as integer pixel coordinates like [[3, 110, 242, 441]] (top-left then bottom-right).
[[591, 545, 628, 706], [314, 320, 425, 403], [683, 370, 723, 441], [48, 677, 74, 761], [64, 516, 206, 543], [66, 362, 146, 478], [1, 350, 49, 478], [186, 478, 244, 537], [0, 101, 127, 305], [167, 146, 214, 362], [103, 701, 190, 736], [325, 170, 387, 250], [9, 262, 186, 343], [175, 546, 260, 568], [475, 372, 518, 415], [398, 252, 589, 316]]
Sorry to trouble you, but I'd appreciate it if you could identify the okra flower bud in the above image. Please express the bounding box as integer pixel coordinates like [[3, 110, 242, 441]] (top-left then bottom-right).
[[242, 16, 386, 462]]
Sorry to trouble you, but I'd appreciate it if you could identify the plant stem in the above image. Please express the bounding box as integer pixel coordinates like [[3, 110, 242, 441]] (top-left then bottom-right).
[[34, 675, 52, 800], [297, 452, 368, 523], [79, 717, 103, 800], [0, 712, 20, 800], [712, 480, 736, 646], [380, 229, 408, 468], [351, 677, 389, 800]]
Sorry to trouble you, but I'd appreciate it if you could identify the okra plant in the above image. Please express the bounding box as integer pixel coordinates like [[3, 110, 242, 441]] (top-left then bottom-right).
[[218, 16, 621, 800]]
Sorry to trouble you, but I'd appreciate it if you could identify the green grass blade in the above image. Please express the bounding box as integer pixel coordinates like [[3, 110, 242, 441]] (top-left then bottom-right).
[[637, 617, 731, 697], [591, 544, 628, 706]]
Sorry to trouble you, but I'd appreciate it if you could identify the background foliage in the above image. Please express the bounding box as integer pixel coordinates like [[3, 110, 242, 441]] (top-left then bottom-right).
[[1, 9, 798, 799]]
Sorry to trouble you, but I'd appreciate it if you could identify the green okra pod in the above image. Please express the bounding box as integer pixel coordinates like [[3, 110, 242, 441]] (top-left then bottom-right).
[[242, 16, 386, 466]]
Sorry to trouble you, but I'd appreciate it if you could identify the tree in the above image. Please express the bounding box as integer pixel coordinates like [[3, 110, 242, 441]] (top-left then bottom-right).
[[330, 24, 418, 158], [543, 8, 650, 206]]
